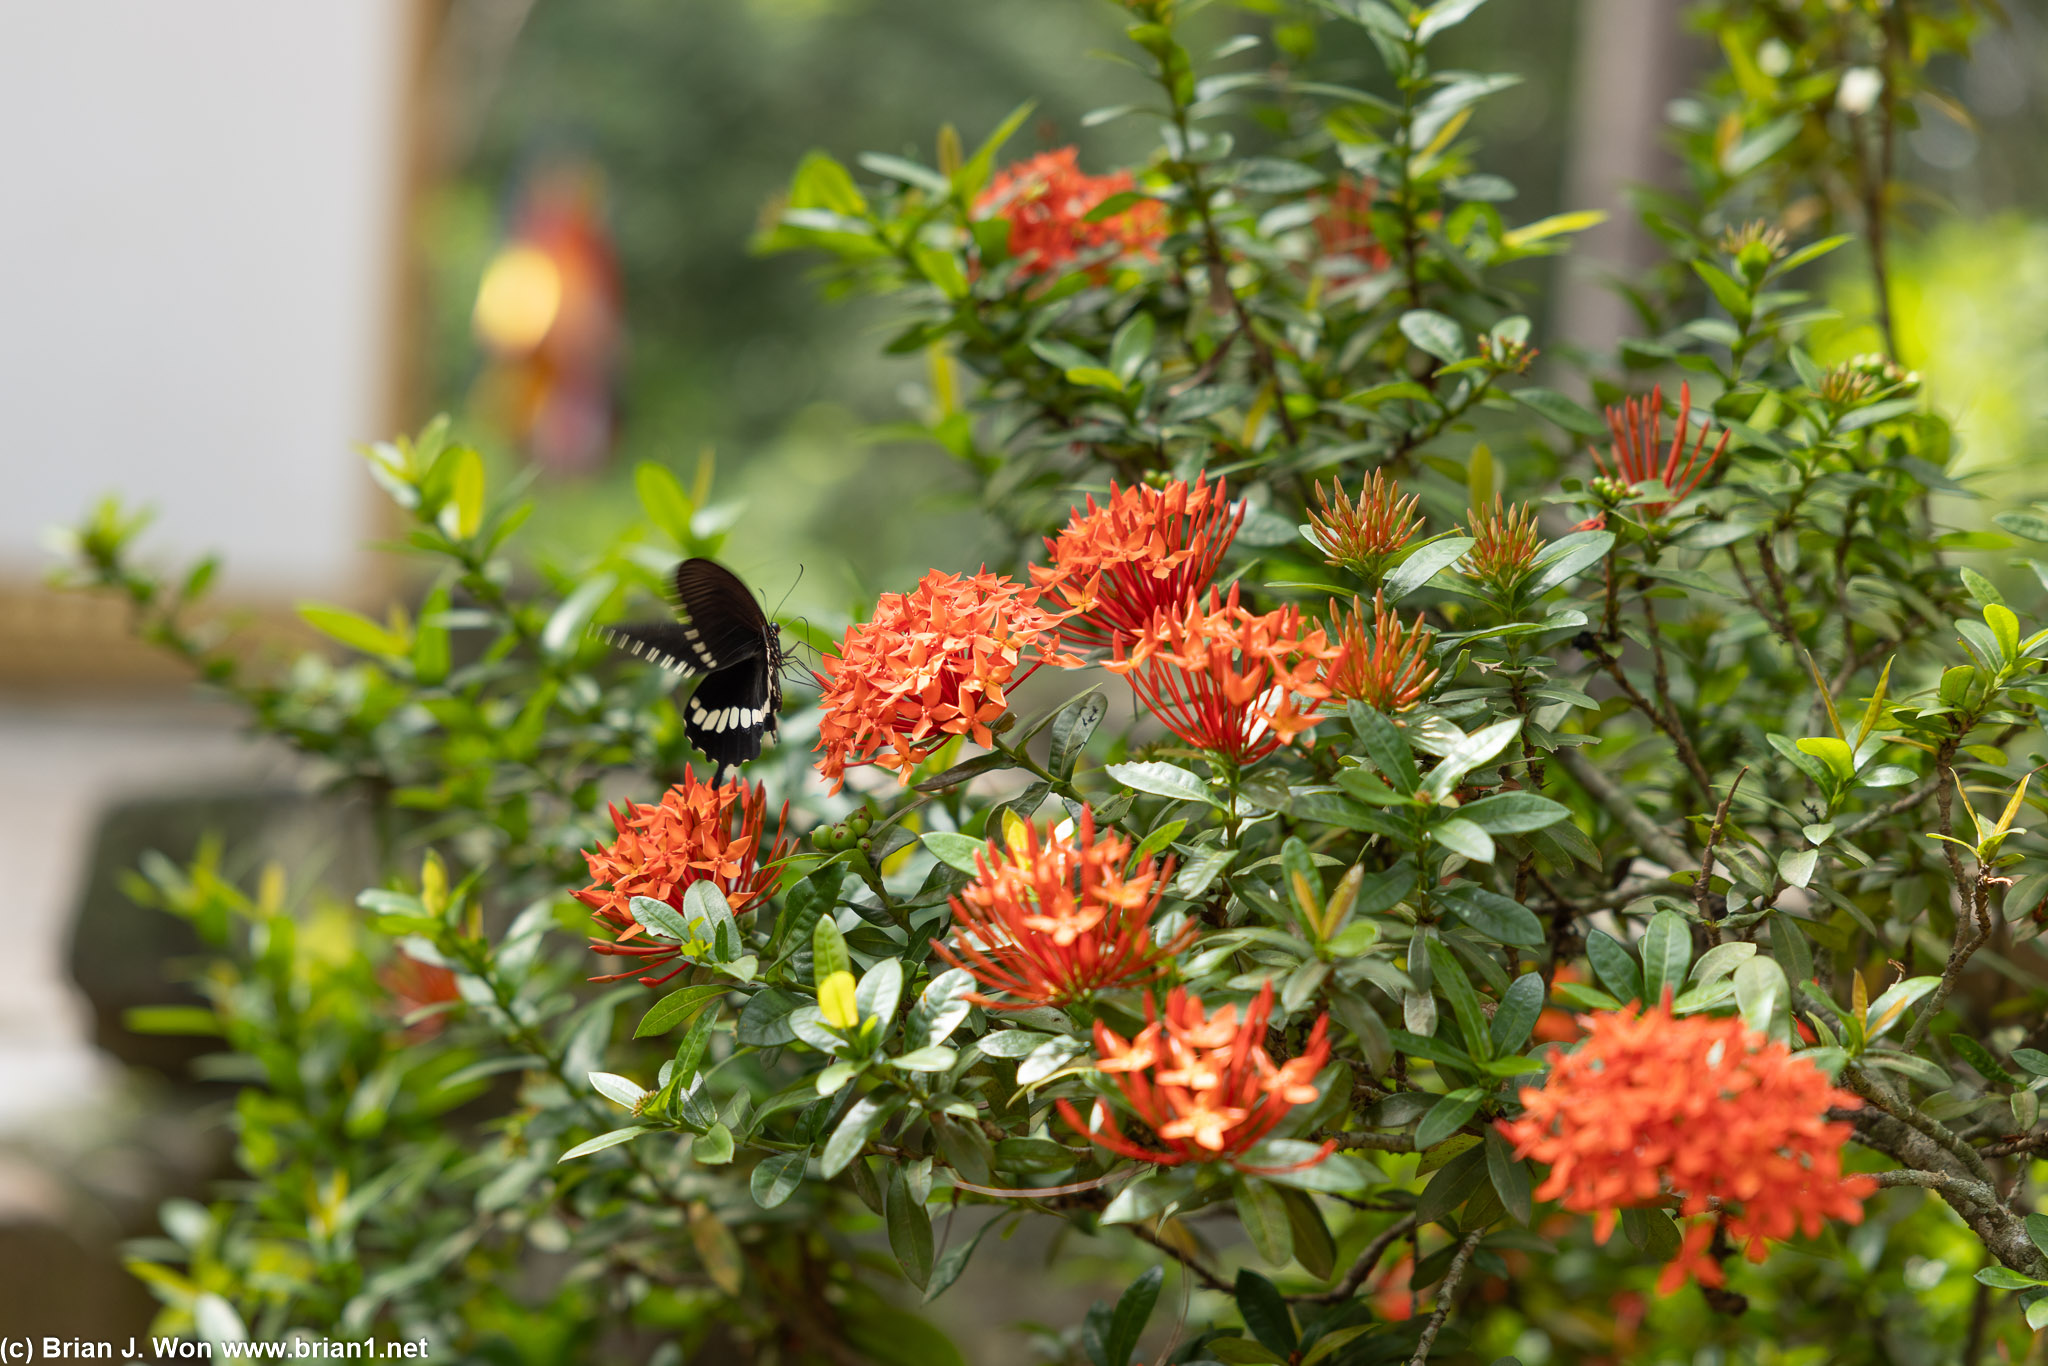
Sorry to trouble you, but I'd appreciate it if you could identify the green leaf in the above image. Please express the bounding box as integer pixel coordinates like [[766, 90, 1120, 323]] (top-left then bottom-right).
[[1427, 939, 1494, 1062], [542, 573, 617, 658], [123, 1005, 222, 1036], [956, 100, 1035, 199], [886, 1167, 934, 1290], [737, 987, 803, 1047], [1638, 909, 1693, 1009], [1415, 1088, 1486, 1148], [1415, 1143, 1489, 1227], [1430, 816, 1496, 863], [694, 1121, 736, 1165], [297, 603, 406, 657], [1416, 0, 1488, 43], [1097, 1265, 1162, 1366], [1457, 792, 1571, 834], [1399, 309, 1465, 362], [1994, 511, 2048, 543], [1436, 885, 1545, 947], [1421, 718, 1522, 799], [1690, 941, 1757, 988], [1101, 1167, 1196, 1225], [1233, 1268, 1297, 1357], [634, 984, 725, 1038], [921, 831, 988, 874], [1382, 538, 1474, 601], [1301, 1326, 1372, 1366], [1489, 972, 1545, 1055], [558, 1127, 647, 1162], [821, 1094, 901, 1178], [751, 1152, 807, 1208], [1484, 1129, 1532, 1224], [2027, 1212, 2048, 1260], [1952, 1035, 2017, 1087], [1109, 313, 1156, 385], [1049, 691, 1110, 779], [813, 913, 853, 986], [1692, 260, 1752, 320], [1349, 703, 1420, 790], [1104, 761, 1222, 807], [1977, 1266, 2048, 1290], [907, 968, 975, 1050], [1586, 928, 1643, 1004], [1513, 386, 1608, 436], [1234, 1175, 1294, 1265], [1279, 1188, 1337, 1281], [636, 462, 696, 546], [1524, 529, 1614, 597], [1866, 975, 1941, 1041], [1734, 956, 1791, 1043], [923, 1218, 992, 1304]]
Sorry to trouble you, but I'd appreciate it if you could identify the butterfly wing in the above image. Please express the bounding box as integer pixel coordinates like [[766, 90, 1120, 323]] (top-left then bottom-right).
[[602, 557, 785, 769], [684, 658, 777, 767], [598, 559, 769, 679], [667, 558, 772, 669]]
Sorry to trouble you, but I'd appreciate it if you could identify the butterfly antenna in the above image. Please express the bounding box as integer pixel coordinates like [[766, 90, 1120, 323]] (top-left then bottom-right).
[[771, 563, 806, 621]]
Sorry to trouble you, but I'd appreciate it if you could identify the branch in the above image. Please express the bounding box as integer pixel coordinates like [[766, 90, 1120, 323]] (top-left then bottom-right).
[[1693, 767, 1748, 940], [1127, 1220, 1234, 1295], [1307, 1213, 1419, 1304], [1871, 1168, 2002, 1208], [1407, 1230, 1484, 1366], [1318, 1129, 1420, 1153], [1553, 746, 1695, 873]]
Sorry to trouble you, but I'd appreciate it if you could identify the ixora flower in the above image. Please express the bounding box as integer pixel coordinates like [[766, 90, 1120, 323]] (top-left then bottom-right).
[[929, 807, 1195, 1008], [1305, 469, 1423, 574], [812, 569, 1078, 792], [574, 767, 792, 985], [1322, 592, 1438, 713], [1058, 982, 1334, 1172], [1031, 475, 1244, 652], [973, 147, 1166, 281], [1461, 496, 1546, 591], [1577, 383, 1729, 531], [1496, 1002, 1876, 1294], [1312, 177, 1393, 283], [1107, 585, 1337, 766], [380, 952, 461, 1040]]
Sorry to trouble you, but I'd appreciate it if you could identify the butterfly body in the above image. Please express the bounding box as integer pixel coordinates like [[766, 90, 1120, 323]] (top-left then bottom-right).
[[601, 558, 786, 770]]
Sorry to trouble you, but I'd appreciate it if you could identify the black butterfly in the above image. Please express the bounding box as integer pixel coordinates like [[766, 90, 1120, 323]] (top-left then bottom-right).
[[600, 559, 787, 771]]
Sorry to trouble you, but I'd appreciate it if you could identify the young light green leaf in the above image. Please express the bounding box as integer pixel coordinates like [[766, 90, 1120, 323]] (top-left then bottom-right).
[[558, 1127, 647, 1162], [1104, 761, 1223, 807]]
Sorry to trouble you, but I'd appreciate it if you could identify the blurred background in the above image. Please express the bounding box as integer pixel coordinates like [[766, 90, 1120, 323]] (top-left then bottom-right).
[[1, 0, 2044, 1352]]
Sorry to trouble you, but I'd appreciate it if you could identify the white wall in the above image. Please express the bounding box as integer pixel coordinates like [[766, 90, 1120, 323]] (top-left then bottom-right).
[[0, 1, 412, 598]]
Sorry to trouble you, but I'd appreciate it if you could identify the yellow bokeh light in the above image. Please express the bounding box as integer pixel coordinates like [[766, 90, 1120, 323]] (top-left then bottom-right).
[[472, 245, 562, 353]]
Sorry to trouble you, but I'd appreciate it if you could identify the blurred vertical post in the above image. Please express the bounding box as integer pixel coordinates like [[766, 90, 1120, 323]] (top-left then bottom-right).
[[1557, 0, 1695, 363]]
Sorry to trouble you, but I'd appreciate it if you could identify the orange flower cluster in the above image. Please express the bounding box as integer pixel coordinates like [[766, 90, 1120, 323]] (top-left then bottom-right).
[[1323, 592, 1438, 713], [930, 808, 1195, 1008], [1306, 470, 1423, 572], [1577, 382, 1729, 530], [1107, 585, 1337, 765], [1463, 497, 1545, 589], [1059, 982, 1334, 1171], [381, 953, 461, 1040], [1496, 1002, 1876, 1294], [574, 767, 792, 985], [1031, 475, 1244, 652], [973, 148, 1165, 281], [1313, 178, 1393, 284], [812, 569, 1077, 792]]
